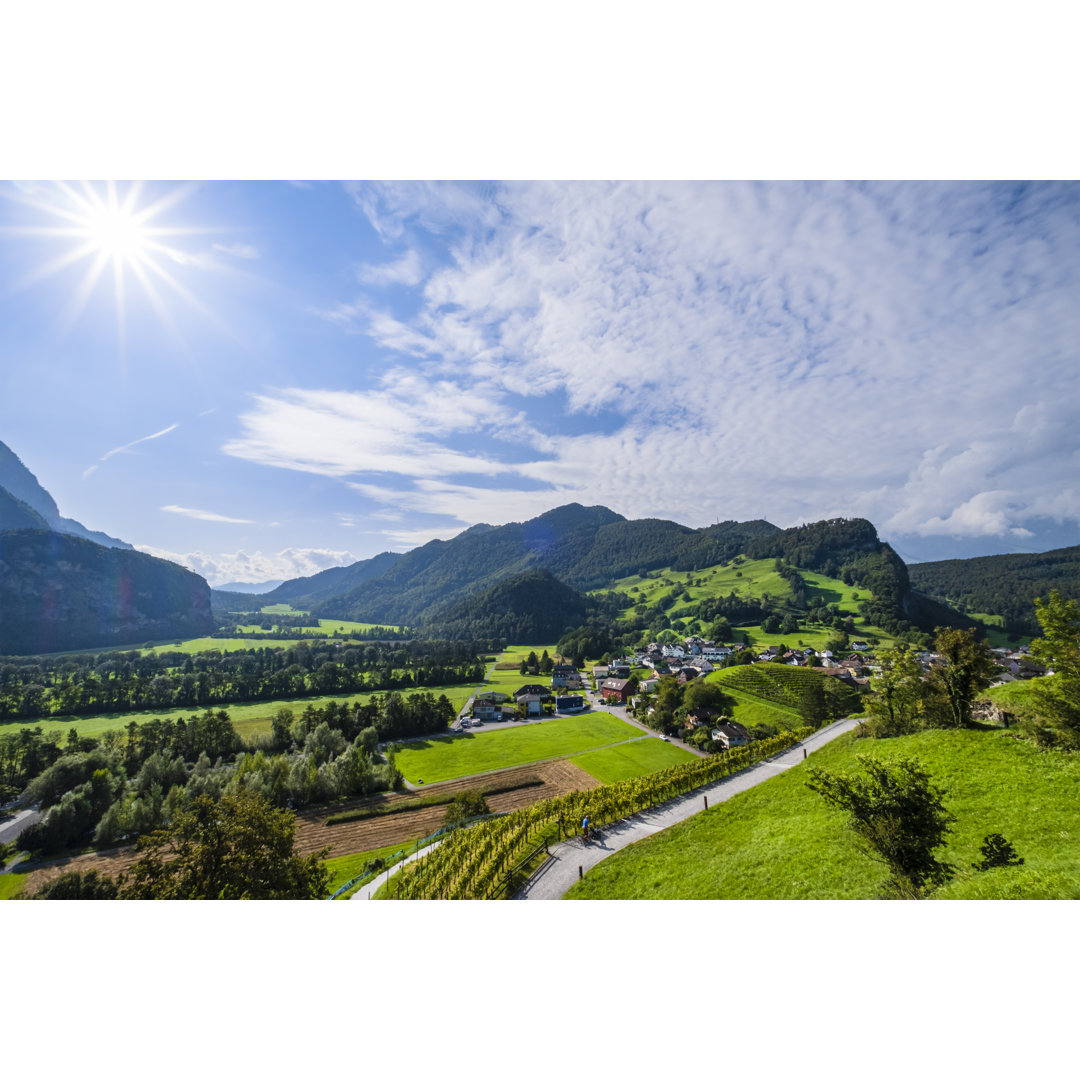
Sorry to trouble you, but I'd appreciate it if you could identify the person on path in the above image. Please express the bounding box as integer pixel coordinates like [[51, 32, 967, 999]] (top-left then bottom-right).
[[582, 815, 590, 842]]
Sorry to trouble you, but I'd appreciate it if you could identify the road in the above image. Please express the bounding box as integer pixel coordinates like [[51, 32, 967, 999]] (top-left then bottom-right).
[[515, 716, 862, 900]]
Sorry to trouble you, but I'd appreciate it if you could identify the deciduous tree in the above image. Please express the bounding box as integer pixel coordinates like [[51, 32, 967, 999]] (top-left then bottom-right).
[[806, 755, 956, 898], [1029, 591, 1080, 746], [925, 627, 999, 729], [119, 788, 329, 900]]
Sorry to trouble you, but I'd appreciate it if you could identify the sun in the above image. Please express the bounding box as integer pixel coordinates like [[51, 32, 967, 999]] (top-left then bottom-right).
[[83, 201, 151, 263], [2, 180, 217, 344]]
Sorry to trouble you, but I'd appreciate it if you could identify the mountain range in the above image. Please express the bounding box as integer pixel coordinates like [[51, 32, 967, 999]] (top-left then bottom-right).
[[0, 440, 213, 654], [3, 435, 1073, 657]]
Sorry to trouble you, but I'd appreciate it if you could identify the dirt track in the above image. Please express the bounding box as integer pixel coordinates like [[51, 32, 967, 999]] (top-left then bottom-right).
[[14, 759, 599, 896]]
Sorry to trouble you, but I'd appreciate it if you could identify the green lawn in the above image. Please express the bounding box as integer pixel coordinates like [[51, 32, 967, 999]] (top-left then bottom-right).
[[572, 737, 695, 783], [392, 712, 644, 784], [566, 727, 1080, 899]]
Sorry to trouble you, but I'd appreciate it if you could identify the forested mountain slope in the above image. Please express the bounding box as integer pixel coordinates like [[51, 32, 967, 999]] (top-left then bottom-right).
[[316, 504, 627, 624], [309, 507, 955, 637], [420, 568, 591, 642], [909, 545, 1080, 635], [0, 530, 214, 654]]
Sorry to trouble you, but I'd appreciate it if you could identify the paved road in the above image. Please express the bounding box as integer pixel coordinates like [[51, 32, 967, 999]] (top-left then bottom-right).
[[515, 716, 862, 900]]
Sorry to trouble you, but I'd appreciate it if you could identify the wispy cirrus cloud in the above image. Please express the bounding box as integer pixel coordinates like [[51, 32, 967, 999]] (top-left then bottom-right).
[[357, 248, 424, 286], [83, 423, 180, 478], [162, 504, 255, 524], [212, 242, 260, 260]]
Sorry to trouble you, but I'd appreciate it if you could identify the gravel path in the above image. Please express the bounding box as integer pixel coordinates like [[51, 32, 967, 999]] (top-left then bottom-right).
[[515, 716, 862, 900]]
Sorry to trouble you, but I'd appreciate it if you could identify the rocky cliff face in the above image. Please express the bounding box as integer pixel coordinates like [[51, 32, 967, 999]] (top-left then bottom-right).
[[0, 440, 131, 549], [0, 530, 214, 655]]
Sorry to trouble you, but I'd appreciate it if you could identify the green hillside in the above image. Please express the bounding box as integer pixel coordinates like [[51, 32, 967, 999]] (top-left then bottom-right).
[[601, 557, 908, 650], [566, 727, 1080, 899]]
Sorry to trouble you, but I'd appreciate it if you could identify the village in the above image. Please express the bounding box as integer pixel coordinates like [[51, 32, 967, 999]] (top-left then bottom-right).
[[464, 633, 1042, 748]]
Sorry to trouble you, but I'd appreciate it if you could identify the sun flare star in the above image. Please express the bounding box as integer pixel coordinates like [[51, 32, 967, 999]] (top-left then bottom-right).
[[2, 179, 217, 344]]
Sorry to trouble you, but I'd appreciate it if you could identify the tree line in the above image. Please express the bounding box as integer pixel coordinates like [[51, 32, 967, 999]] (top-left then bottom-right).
[[0, 637, 491, 720]]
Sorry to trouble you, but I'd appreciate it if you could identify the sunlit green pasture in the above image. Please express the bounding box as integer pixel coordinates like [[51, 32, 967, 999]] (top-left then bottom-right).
[[605, 560, 904, 649], [392, 712, 643, 784], [573, 737, 695, 783], [567, 727, 1080, 899]]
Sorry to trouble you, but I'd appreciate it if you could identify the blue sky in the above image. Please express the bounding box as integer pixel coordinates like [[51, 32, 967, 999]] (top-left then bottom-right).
[[1, 179, 1079, 584]]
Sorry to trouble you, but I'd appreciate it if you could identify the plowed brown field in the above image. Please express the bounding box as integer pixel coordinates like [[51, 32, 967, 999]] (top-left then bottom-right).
[[293, 758, 598, 858], [16, 759, 598, 897]]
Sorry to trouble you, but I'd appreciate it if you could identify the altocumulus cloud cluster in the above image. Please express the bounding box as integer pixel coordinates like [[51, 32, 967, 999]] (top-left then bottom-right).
[[220, 181, 1080, 565]]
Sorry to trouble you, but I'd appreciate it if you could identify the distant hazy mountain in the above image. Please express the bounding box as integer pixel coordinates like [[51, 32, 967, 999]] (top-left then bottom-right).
[[254, 551, 405, 608], [0, 529, 214, 654], [0, 439, 131, 549], [216, 579, 286, 594]]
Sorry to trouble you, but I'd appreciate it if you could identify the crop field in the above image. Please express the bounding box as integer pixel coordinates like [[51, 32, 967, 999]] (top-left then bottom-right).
[[0, 683, 475, 742], [293, 759, 598, 859], [566, 727, 1080, 899], [392, 712, 645, 784], [572, 737, 695, 783], [710, 664, 829, 711], [699, 665, 816, 731], [712, 687, 802, 730]]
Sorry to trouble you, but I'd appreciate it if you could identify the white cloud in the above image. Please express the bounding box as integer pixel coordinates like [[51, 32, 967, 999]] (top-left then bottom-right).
[[357, 248, 424, 286], [212, 242, 260, 260], [222, 383, 522, 480], [137, 545, 360, 587], [232, 182, 1080, 546], [162, 505, 255, 524]]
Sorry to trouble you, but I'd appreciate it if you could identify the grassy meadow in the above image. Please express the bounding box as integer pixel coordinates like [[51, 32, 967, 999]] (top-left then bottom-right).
[[392, 712, 644, 784], [572, 737, 695, 783], [566, 727, 1080, 899]]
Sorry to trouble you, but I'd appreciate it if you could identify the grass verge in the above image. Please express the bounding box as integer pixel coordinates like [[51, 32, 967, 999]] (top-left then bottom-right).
[[565, 727, 1080, 899]]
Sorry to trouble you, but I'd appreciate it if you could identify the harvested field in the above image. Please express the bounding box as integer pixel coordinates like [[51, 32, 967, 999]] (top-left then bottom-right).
[[18, 846, 141, 899], [14, 761, 599, 896], [293, 759, 599, 858]]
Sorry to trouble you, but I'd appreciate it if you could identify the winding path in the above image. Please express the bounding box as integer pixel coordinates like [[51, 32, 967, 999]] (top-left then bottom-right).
[[515, 716, 862, 900]]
